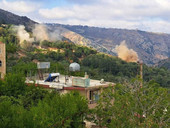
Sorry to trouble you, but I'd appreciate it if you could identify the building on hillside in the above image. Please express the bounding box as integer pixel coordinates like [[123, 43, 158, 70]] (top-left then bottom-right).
[[26, 73, 114, 108], [0, 42, 6, 78]]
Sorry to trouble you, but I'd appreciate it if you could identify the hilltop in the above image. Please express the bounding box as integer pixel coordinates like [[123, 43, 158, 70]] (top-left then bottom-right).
[[0, 9, 37, 30]]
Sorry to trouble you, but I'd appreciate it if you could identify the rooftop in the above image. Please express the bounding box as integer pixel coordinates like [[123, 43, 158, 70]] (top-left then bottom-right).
[[26, 74, 114, 90]]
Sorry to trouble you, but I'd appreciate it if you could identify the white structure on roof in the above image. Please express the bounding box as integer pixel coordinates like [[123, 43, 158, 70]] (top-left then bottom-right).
[[37, 62, 50, 69], [69, 62, 80, 71], [26, 75, 113, 89], [50, 73, 60, 77]]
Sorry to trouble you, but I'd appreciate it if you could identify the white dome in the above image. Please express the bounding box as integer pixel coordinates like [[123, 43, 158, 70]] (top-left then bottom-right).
[[69, 62, 80, 71]]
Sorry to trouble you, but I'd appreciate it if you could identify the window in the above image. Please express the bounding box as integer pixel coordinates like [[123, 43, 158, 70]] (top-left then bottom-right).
[[0, 60, 2, 67], [89, 90, 100, 103]]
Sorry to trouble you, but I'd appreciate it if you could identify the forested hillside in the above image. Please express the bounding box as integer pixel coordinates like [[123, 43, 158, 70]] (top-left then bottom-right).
[[50, 24, 170, 65], [0, 24, 169, 88], [156, 58, 170, 70], [0, 8, 170, 65]]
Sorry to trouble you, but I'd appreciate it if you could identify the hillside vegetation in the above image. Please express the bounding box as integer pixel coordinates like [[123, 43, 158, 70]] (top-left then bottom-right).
[[0, 9, 36, 30], [50, 24, 170, 65], [0, 21, 169, 127], [0, 72, 169, 127], [156, 58, 170, 70], [0, 73, 88, 128], [0, 8, 170, 65], [0, 24, 169, 88]]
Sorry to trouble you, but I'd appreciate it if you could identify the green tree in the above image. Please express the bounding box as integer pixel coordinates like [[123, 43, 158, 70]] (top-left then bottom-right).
[[1, 73, 26, 97], [0, 97, 26, 128], [90, 80, 170, 128], [29, 92, 88, 128]]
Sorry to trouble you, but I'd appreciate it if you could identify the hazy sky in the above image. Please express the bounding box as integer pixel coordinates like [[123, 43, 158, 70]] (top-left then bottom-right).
[[0, 0, 170, 33]]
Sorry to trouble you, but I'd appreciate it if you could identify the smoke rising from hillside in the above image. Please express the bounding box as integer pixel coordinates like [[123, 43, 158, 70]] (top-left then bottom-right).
[[13, 25, 34, 48], [115, 41, 138, 62], [14, 25, 34, 43], [14, 24, 62, 47], [32, 24, 62, 42], [49, 29, 62, 41], [32, 24, 49, 42]]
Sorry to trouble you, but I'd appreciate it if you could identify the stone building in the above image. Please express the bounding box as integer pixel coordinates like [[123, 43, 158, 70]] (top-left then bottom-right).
[[0, 42, 6, 78]]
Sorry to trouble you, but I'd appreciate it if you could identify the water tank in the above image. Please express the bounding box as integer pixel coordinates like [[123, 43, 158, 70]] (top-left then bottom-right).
[[69, 62, 80, 71]]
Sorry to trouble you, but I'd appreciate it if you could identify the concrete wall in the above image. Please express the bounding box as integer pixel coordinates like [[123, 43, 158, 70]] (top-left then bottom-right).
[[72, 77, 90, 87], [0, 42, 6, 79], [61, 89, 87, 97]]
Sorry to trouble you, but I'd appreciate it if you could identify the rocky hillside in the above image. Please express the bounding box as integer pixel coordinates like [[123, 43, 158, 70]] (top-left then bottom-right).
[[0, 8, 170, 65], [0, 9, 37, 30], [156, 58, 170, 70], [50, 24, 170, 65]]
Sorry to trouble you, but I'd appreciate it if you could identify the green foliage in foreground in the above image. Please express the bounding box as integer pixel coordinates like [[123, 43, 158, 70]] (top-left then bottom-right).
[[0, 74, 169, 128], [0, 74, 88, 128], [90, 80, 170, 128]]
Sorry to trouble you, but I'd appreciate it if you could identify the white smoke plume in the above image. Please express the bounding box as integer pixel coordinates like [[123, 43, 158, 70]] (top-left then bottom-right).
[[32, 24, 49, 42], [115, 41, 138, 62], [13, 25, 34, 43], [32, 24, 62, 42], [49, 29, 62, 42], [13, 24, 63, 48], [13, 25, 34, 48]]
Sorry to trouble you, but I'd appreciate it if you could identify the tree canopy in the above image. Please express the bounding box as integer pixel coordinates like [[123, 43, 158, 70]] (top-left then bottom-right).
[[90, 79, 170, 127]]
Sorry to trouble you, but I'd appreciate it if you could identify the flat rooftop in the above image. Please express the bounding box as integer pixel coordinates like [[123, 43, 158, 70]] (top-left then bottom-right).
[[26, 74, 114, 90]]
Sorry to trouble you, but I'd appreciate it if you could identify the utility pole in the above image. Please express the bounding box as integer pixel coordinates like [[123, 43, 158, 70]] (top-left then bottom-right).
[[137, 60, 143, 88], [140, 62, 143, 88]]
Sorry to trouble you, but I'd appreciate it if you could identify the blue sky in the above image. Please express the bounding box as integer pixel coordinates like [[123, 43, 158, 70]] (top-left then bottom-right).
[[0, 0, 170, 33]]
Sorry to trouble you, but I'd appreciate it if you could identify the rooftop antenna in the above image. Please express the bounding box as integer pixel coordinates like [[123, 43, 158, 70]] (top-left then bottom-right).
[[140, 62, 143, 88], [65, 65, 69, 84], [138, 61, 143, 88]]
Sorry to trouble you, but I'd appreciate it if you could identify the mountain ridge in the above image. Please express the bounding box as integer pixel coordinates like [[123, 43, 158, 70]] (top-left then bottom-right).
[[0, 8, 170, 65], [49, 23, 170, 65], [0, 9, 37, 30]]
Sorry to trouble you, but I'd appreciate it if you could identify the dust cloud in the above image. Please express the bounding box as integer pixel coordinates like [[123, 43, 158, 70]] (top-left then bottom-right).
[[115, 41, 138, 62]]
